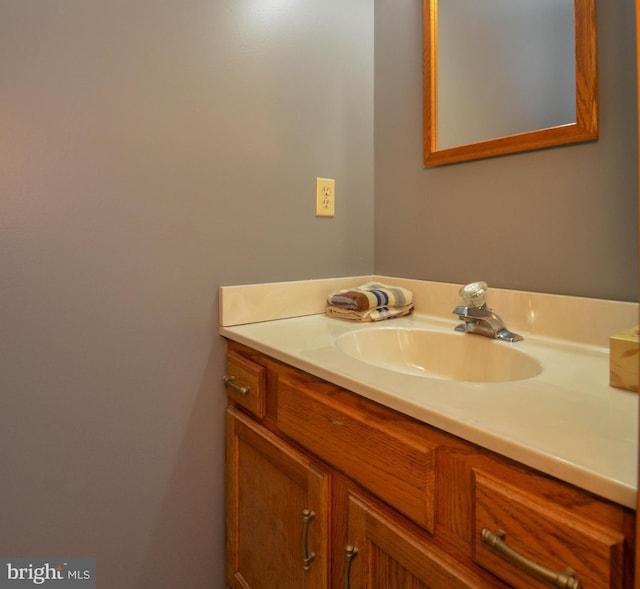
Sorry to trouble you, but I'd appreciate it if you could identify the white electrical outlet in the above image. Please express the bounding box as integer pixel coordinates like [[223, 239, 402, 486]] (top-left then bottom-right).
[[315, 178, 335, 217]]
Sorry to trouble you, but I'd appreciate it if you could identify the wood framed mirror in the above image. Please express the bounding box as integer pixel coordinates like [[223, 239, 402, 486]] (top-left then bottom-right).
[[423, 0, 598, 167]]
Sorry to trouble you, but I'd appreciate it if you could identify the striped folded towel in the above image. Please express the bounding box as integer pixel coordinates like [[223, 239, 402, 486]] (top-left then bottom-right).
[[325, 282, 414, 322]]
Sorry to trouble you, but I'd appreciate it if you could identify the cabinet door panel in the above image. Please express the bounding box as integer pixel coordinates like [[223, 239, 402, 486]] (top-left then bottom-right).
[[346, 491, 499, 589], [225, 350, 266, 418], [226, 408, 330, 589], [473, 468, 625, 589], [278, 371, 436, 531]]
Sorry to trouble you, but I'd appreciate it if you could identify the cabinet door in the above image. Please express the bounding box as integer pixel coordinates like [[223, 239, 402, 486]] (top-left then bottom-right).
[[226, 407, 330, 589], [473, 469, 626, 589], [345, 490, 501, 589]]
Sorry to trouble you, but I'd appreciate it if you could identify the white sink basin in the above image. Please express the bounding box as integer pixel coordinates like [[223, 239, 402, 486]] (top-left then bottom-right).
[[336, 327, 542, 382]]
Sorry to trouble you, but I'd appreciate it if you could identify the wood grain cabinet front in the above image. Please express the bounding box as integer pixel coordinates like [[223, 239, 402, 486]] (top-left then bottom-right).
[[224, 350, 266, 419], [226, 407, 330, 589], [224, 342, 635, 588], [473, 468, 626, 589], [343, 485, 505, 589], [277, 370, 437, 531]]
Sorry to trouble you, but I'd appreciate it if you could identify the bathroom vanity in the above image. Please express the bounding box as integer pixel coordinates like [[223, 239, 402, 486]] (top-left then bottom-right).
[[220, 277, 638, 588]]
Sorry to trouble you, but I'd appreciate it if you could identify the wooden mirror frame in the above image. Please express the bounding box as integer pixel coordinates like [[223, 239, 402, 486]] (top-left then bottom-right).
[[423, 0, 598, 167]]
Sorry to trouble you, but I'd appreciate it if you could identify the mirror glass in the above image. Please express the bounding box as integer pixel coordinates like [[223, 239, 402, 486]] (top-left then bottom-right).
[[423, 0, 598, 166], [438, 0, 575, 149]]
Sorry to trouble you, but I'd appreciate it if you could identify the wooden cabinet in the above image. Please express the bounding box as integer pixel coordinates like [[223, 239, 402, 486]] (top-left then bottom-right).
[[277, 369, 437, 531], [473, 469, 626, 589], [225, 341, 635, 588], [342, 484, 502, 588], [225, 350, 266, 419], [226, 407, 330, 588]]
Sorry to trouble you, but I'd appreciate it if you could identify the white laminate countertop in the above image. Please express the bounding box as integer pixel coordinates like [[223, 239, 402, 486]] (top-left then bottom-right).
[[219, 277, 639, 509]]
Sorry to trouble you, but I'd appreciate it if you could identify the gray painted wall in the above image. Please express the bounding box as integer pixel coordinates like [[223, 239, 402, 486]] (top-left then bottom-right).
[[0, 0, 637, 587], [374, 0, 638, 302], [0, 1, 373, 587]]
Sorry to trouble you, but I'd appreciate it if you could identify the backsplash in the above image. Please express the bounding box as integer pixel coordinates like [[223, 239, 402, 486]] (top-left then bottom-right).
[[219, 275, 638, 348]]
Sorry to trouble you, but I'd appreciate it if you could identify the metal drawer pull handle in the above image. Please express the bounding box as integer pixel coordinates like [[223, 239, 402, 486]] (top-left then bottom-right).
[[222, 375, 250, 396], [343, 545, 358, 589], [302, 509, 316, 570], [481, 528, 582, 589]]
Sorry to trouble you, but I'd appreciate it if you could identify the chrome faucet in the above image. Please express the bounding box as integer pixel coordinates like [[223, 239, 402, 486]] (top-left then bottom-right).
[[452, 282, 523, 342]]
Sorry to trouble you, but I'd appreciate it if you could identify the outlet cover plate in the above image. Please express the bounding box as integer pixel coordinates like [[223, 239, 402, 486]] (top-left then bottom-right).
[[316, 178, 335, 217]]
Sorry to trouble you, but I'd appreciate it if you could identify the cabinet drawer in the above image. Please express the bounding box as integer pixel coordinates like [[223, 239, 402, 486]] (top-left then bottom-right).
[[277, 371, 436, 531], [224, 350, 266, 419], [472, 468, 625, 589]]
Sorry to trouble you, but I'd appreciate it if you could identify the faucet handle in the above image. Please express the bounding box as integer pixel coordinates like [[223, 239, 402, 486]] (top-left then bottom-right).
[[459, 281, 488, 308]]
